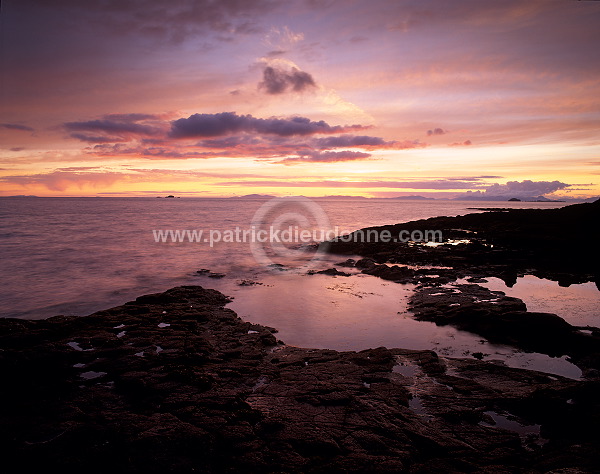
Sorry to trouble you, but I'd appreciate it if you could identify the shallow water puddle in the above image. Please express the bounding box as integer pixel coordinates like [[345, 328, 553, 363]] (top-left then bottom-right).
[[392, 362, 418, 377], [80, 371, 107, 380], [422, 239, 471, 247], [460, 275, 600, 327], [480, 410, 548, 447], [66, 341, 93, 352], [408, 396, 431, 418], [203, 272, 583, 379], [392, 357, 434, 419]]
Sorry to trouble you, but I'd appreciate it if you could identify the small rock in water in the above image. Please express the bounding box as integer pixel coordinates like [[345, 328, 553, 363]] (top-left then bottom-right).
[[196, 268, 226, 278], [307, 268, 352, 277], [267, 263, 287, 271], [238, 279, 262, 286], [467, 277, 488, 283], [80, 371, 107, 380]]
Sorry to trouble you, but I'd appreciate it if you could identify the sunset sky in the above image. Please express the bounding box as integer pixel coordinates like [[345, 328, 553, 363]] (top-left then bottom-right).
[[1, 0, 600, 199]]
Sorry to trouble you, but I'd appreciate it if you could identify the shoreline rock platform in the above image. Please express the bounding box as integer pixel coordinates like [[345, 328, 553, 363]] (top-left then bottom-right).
[[327, 199, 600, 288], [1, 286, 599, 473], [323, 199, 600, 378]]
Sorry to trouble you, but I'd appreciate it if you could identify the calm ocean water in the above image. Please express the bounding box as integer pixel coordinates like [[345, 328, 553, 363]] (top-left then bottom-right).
[[1, 197, 596, 377], [0, 196, 565, 319]]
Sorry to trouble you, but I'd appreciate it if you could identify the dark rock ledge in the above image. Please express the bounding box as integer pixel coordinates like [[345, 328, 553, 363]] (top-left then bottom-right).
[[327, 199, 600, 287], [408, 284, 600, 377], [1, 286, 599, 473]]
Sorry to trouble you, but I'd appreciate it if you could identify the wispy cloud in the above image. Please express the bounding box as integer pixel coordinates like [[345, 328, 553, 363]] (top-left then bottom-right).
[[0, 170, 124, 191], [448, 140, 472, 146], [216, 178, 493, 189], [313, 135, 397, 149], [263, 26, 304, 49], [64, 114, 167, 143], [281, 150, 372, 164], [1, 123, 34, 132]]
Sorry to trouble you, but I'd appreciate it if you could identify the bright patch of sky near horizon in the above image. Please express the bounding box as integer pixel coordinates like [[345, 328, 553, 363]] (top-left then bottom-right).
[[1, 0, 599, 199]]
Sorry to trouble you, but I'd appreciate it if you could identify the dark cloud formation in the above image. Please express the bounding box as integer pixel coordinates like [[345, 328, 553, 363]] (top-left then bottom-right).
[[484, 180, 569, 196], [194, 134, 401, 151], [69, 133, 129, 144], [1, 123, 34, 132], [103, 113, 160, 122], [282, 150, 372, 164], [313, 135, 426, 151], [169, 112, 365, 138], [427, 128, 446, 136], [89, 143, 228, 160], [259, 66, 317, 95], [65, 119, 160, 136], [313, 135, 394, 149], [64, 114, 166, 142], [199, 136, 262, 148], [457, 180, 571, 200], [65, 111, 415, 165]]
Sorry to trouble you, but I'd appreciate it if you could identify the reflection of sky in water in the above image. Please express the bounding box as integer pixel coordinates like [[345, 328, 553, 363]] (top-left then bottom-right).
[[212, 272, 582, 379], [461, 276, 600, 327], [422, 239, 471, 247]]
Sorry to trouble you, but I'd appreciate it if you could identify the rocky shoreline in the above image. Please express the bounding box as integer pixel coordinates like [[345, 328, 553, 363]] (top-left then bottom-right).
[[1, 285, 599, 473], [327, 199, 600, 287], [1, 201, 599, 472], [323, 200, 600, 377]]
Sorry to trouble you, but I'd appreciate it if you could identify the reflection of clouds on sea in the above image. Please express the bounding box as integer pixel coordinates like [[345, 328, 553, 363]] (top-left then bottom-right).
[[220, 272, 582, 380], [1, 197, 591, 379]]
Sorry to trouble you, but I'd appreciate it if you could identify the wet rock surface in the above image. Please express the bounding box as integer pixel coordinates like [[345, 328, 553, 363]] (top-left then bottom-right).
[[327, 199, 600, 287], [307, 267, 352, 277], [408, 284, 600, 375], [324, 200, 600, 376], [1, 286, 599, 473]]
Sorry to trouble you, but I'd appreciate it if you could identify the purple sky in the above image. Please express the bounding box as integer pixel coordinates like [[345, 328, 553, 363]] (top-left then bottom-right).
[[1, 0, 599, 198]]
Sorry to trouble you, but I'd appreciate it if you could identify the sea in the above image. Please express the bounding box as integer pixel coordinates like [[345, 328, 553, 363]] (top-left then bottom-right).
[[1, 197, 598, 378]]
